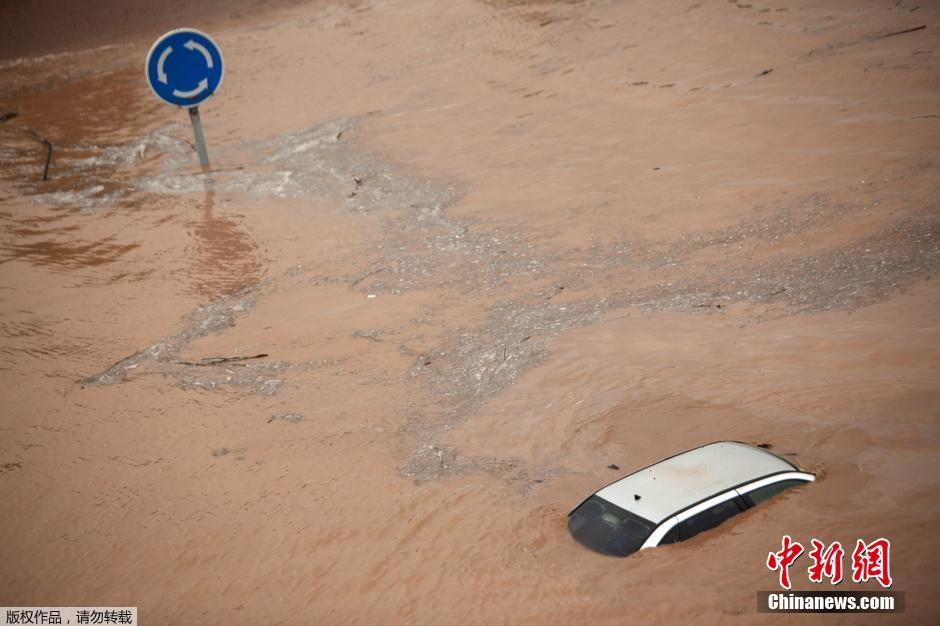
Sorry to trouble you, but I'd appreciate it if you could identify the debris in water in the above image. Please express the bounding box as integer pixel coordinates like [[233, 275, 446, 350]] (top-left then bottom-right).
[[268, 413, 304, 424], [174, 353, 269, 367]]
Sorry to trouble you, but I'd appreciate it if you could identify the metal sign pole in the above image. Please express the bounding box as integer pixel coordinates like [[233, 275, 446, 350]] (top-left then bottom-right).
[[188, 106, 210, 168]]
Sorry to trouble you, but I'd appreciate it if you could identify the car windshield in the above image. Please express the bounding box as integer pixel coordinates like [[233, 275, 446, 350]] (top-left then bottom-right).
[[568, 495, 654, 557]]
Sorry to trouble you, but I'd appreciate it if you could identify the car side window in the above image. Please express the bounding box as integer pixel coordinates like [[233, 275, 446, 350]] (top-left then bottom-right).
[[678, 499, 742, 541], [745, 479, 805, 506]]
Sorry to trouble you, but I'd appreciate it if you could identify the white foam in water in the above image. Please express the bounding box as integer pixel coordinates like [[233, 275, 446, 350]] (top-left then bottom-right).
[[26, 116, 453, 214], [131, 118, 359, 199], [32, 184, 122, 213], [67, 127, 192, 172]]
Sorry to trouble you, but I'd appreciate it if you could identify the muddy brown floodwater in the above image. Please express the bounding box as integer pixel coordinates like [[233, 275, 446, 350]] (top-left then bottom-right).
[[1, 0, 939, 624]]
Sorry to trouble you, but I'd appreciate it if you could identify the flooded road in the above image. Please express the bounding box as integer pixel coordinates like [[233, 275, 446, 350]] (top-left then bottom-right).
[[1, 0, 938, 623]]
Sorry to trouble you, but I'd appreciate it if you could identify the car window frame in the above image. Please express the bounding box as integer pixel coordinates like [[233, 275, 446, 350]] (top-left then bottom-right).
[[734, 471, 815, 503], [676, 495, 748, 541], [675, 488, 741, 524], [642, 489, 742, 549], [643, 516, 680, 548]]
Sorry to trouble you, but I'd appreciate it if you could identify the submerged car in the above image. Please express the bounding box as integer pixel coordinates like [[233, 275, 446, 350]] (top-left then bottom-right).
[[568, 441, 814, 557]]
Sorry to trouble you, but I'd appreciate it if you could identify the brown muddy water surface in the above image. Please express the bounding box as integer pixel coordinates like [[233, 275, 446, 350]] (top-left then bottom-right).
[[1, 0, 939, 623]]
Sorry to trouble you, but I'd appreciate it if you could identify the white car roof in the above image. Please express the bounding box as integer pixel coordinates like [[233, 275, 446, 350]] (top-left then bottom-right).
[[595, 441, 799, 524]]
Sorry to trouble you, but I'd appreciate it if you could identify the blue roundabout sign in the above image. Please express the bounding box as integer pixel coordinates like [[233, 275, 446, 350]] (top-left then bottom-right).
[[145, 28, 224, 108]]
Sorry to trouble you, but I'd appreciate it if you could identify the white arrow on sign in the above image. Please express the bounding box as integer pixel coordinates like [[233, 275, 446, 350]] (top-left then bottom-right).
[[172, 78, 208, 99], [157, 46, 172, 84], [156, 40, 213, 87], [184, 39, 214, 69]]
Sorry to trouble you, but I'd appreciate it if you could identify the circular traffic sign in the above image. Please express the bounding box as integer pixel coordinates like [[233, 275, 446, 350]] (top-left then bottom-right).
[[145, 28, 224, 108]]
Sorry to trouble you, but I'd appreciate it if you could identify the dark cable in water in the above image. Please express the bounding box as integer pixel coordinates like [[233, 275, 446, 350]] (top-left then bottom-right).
[[1, 111, 53, 181]]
